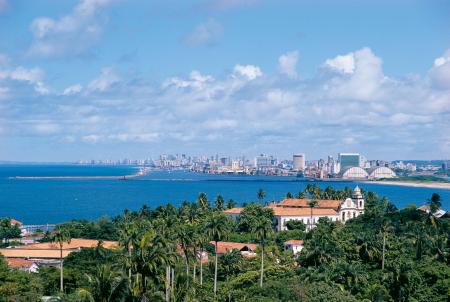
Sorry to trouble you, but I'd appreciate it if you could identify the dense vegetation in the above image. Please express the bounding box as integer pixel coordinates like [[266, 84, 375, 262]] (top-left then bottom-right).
[[0, 186, 449, 301]]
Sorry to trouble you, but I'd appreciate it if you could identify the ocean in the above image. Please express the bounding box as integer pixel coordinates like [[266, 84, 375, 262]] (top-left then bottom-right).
[[0, 165, 449, 224]]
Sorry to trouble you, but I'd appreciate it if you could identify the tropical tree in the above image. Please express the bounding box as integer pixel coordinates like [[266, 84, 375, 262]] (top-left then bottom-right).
[[380, 220, 393, 270], [215, 195, 225, 211], [204, 212, 231, 296], [251, 215, 273, 288], [52, 228, 71, 293], [308, 200, 318, 231], [226, 199, 237, 209], [198, 192, 209, 211], [257, 188, 266, 203], [83, 264, 126, 302], [286, 192, 294, 199]]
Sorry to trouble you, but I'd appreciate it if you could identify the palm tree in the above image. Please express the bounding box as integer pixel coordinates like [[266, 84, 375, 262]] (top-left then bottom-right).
[[118, 221, 138, 281], [52, 228, 71, 293], [380, 220, 393, 270], [215, 195, 225, 211], [84, 264, 126, 302], [204, 212, 231, 296], [133, 228, 177, 301], [198, 192, 209, 211], [257, 188, 266, 203], [226, 199, 237, 209], [308, 200, 318, 231], [251, 215, 273, 288]]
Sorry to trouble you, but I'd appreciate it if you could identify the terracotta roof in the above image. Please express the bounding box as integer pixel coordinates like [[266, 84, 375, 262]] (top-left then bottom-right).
[[209, 241, 259, 254], [284, 240, 304, 246], [21, 238, 118, 250], [277, 199, 342, 209], [224, 208, 244, 214], [0, 248, 73, 259], [271, 207, 338, 216], [6, 258, 35, 268], [10, 219, 23, 226], [417, 205, 429, 212]]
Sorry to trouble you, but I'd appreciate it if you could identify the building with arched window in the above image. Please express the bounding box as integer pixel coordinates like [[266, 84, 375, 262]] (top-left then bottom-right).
[[224, 186, 365, 232]]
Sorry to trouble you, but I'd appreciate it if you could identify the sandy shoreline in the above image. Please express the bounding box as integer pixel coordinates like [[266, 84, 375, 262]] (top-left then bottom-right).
[[364, 180, 450, 190]]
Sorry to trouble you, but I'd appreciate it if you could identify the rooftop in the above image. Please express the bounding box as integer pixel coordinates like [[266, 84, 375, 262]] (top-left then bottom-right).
[[6, 257, 36, 269], [271, 207, 338, 216], [277, 199, 342, 210], [284, 240, 304, 245], [210, 241, 259, 254], [0, 248, 73, 259], [21, 238, 118, 250], [224, 207, 244, 214]]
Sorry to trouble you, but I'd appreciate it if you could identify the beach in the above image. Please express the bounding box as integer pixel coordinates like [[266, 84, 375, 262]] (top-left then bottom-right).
[[364, 180, 450, 190]]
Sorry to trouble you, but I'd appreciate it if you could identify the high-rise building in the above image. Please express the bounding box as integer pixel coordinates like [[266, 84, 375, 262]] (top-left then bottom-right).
[[338, 153, 360, 170], [293, 154, 306, 171]]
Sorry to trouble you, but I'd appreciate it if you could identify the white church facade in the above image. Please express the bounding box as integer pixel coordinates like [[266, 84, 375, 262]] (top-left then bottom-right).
[[225, 186, 365, 232]]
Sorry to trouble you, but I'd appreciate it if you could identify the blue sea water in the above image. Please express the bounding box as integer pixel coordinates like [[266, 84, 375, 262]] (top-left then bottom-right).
[[0, 165, 449, 224]]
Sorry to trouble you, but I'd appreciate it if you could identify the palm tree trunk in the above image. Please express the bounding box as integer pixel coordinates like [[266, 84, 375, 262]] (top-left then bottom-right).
[[200, 248, 203, 286], [214, 241, 218, 296], [60, 245, 63, 292], [260, 238, 264, 288], [128, 247, 132, 282], [310, 207, 313, 231], [166, 266, 170, 302], [382, 232, 386, 270], [193, 247, 197, 283]]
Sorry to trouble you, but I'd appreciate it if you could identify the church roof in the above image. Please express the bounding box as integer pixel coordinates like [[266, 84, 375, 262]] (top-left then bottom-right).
[[277, 199, 342, 210]]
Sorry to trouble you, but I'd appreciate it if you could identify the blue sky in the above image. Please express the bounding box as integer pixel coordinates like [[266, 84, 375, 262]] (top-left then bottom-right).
[[0, 0, 449, 161]]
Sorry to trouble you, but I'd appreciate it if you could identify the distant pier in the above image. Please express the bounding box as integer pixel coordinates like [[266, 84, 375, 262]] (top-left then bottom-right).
[[10, 167, 150, 180]]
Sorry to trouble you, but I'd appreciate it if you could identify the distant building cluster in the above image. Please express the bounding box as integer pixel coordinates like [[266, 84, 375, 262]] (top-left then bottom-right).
[[75, 152, 450, 180]]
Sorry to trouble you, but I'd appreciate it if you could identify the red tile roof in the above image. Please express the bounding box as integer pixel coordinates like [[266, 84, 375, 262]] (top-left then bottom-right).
[[209, 241, 259, 254], [284, 240, 304, 246], [6, 258, 35, 269], [271, 207, 338, 216], [277, 199, 342, 209], [22, 238, 118, 250]]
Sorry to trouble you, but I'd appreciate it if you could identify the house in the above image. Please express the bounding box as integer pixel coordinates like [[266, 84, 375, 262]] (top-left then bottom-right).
[[224, 186, 365, 232], [210, 241, 259, 258], [0, 238, 119, 268], [6, 258, 39, 273], [417, 205, 448, 218], [284, 240, 304, 255]]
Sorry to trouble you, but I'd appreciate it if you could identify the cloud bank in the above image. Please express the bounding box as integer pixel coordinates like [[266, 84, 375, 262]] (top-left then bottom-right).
[[1, 47, 449, 159]]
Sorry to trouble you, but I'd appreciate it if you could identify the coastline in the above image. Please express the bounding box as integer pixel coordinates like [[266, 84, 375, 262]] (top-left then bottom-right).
[[9, 167, 150, 180], [363, 180, 450, 190]]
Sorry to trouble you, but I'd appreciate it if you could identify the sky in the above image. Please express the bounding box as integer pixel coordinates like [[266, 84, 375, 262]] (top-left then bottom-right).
[[0, 0, 449, 162]]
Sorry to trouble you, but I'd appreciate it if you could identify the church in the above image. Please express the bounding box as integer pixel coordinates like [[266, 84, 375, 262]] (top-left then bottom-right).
[[225, 186, 365, 232]]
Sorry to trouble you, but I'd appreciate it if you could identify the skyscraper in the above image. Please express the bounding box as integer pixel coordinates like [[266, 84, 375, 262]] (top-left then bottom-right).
[[338, 153, 360, 170], [293, 154, 306, 171]]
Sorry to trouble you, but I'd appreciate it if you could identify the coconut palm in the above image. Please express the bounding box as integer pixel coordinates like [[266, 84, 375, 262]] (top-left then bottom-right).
[[308, 200, 318, 231], [257, 188, 266, 203], [198, 192, 209, 211], [83, 264, 126, 302], [204, 212, 231, 296], [226, 199, 237, 209], [380, 220, 393, 270], [251, 215, 273, 287], [52, 228, 71, 293], [133, 228, 177, 301], [215, 195, 225, 211]]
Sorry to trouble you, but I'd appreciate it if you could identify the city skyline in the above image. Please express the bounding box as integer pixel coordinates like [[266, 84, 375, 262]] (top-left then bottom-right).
[[1, 0, 449, 161]]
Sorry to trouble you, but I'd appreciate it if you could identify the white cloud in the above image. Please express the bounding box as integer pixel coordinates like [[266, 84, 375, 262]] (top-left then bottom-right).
[[1, 47, 449, 159], [87, 67, 120, 92], [233, 64, 262, 80], [278, 51, 299, 79], [429, 49, 450, 90], [325, 53, 355, 74], [28, 0, 113, 57], [63, 84, 83, 95], [0, 66, 49, 94], [184, 19, 223, 47]]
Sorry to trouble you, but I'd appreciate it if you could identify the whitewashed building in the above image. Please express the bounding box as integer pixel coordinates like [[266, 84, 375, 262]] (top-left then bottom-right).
[[225, 186, 365, 232]]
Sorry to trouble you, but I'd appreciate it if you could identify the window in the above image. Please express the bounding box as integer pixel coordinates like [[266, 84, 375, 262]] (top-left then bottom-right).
[[353, 212, 356, 218], [342, 212, 345, 221]]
